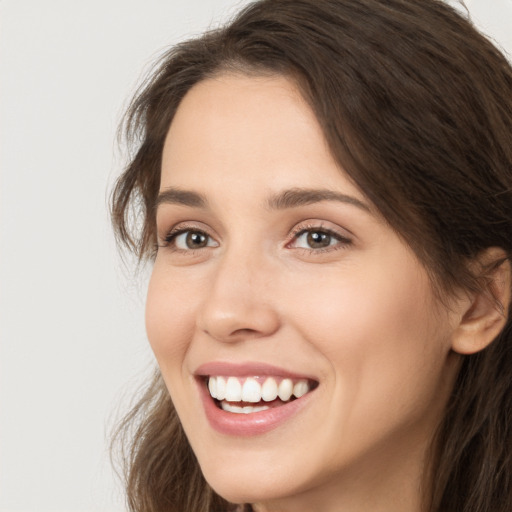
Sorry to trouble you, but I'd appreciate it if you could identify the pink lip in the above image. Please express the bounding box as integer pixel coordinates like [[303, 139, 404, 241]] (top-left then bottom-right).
[[194, 361, 318, 436], [194, 361, 316, 380]]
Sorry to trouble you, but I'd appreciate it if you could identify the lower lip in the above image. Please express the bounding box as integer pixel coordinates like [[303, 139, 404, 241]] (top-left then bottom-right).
[[198, 380, 315, 436]]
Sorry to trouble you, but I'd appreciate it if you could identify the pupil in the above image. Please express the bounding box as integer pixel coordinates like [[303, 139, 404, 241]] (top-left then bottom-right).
[[186, 232, 207, 248], [307, 231, 330, 248]]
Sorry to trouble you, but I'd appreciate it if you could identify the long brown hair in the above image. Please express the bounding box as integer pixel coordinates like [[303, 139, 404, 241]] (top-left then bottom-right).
[[110, 1, 512, 510]]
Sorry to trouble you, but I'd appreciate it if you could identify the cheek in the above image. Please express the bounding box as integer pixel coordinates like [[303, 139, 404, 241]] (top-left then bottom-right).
[[283, 263, 454, 470], [285, 257, 448, 413], [286, 263, 431, 354], [145, 265, 196, 372]]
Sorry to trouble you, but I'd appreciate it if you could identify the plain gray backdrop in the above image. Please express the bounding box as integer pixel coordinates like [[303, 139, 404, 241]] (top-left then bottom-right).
[[1, 1, 511, 511]]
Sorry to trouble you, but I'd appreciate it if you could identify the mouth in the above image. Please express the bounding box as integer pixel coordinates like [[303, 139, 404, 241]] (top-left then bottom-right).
[[206, 375, 318, 414], [194, 362, 319, 435]]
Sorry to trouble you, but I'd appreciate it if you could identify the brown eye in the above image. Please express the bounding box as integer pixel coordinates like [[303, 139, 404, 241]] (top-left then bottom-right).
[[165, 229, 218, 250], [185, 231, 208, 248], [306, 231, 332, 248], [290, 226, 352, 252]]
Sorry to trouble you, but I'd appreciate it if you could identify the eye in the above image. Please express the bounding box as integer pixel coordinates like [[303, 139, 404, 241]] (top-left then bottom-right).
[[295, 230, 334, 249], [164, 228, 218, 251], [289, 226, 351, 251]]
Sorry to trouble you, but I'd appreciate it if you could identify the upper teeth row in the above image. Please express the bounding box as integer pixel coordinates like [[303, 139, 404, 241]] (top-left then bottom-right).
[[208, 376, 311, 402]]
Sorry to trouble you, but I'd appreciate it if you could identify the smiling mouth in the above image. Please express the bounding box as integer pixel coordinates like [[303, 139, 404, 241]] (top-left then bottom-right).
[[206, 375, 319, 414]]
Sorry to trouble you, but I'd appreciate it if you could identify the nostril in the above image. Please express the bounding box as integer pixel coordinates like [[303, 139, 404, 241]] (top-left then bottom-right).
[[230, 328, 263, 338], [201, 314, 280, 343], [203, 327, 260, 342]]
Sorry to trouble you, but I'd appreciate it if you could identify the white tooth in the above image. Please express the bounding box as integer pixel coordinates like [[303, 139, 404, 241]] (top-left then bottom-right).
[[216, 377, 226, 400], [261, 377, 278, 401], [293, 379, 310, 398], [278, 378, 293, 401], [225, 377, 242, 401], [221, 402, 270, 414], [252, 405, 270, 412], [242, 378, 262, 403], [221, 402, 243, 413], [242, 405, 270, 413], [208, 377, 217, 399]]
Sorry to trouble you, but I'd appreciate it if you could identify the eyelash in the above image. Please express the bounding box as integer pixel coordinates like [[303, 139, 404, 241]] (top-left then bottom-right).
[[157, 223, 352, 254], [158, 224, 214, 253], [287, 223, 352, 253]]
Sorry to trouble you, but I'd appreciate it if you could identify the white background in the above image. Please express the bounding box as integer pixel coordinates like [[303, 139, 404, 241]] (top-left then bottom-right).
[[1, 1, 511, 511]]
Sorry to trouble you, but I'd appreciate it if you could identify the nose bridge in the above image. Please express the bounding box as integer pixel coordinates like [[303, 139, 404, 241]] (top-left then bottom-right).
[[218, 239, 267, 290], [197, 239, 280, 342]]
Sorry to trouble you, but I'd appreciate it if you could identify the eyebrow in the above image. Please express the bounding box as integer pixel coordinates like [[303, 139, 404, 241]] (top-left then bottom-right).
[[155, 188, 208, 209], [266, 188, 370, 212], [155, 186, 370, 212]]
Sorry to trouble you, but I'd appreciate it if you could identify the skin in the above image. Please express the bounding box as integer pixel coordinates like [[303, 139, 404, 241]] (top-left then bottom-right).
[[146, 74, 470, 512]]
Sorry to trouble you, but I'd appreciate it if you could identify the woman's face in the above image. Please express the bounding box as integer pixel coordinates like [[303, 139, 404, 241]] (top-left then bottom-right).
[[147, 74, 462, 510]]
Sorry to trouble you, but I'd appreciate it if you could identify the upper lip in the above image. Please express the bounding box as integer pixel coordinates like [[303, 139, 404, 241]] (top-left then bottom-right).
[[194, 361, 318, 382]]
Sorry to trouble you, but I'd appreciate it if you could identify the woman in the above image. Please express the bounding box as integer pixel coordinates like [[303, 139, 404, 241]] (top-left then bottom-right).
[[110, 0, 512, 511]]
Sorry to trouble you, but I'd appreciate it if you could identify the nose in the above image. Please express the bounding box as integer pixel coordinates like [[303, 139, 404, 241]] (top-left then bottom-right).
[[196, 250, 281, 343]]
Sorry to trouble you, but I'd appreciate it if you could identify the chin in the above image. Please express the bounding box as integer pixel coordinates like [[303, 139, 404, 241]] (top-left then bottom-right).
[[196, 446, 320, 506], [205, 472, 291, 506]]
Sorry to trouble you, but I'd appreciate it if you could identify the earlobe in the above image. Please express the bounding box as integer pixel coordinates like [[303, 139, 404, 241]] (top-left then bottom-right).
[[451, 248, 511, 355]]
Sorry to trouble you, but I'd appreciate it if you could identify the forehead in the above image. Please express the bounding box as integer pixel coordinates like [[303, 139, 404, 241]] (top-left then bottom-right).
[[160, 73, 364, 202], [167, 72, 309, 140]]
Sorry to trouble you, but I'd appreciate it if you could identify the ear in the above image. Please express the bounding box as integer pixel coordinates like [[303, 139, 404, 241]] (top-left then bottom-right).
[[451, 248, 511, 355]]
